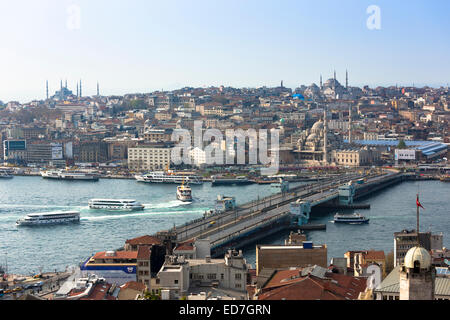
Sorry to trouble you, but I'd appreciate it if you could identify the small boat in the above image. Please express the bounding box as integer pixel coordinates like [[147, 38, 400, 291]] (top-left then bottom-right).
[[177, 180, 193, 202], [16, 211, 80, 226], [333, 213, 369, 224], [440, 175, 450, 182], [88, 199, 145, 211], [271, 178, 290, 193], [0, 170, 14, 179]]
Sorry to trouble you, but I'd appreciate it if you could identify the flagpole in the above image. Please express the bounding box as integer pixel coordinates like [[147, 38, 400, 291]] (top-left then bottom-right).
[[417, 193, 420, 246]]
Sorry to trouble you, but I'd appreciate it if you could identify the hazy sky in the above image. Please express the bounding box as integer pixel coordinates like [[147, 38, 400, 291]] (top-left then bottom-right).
[[0, 0, 449, 102]]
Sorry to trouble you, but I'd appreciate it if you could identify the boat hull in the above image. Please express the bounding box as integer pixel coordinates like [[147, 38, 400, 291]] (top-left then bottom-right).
[[88, 205, 144, 211], [16, 217, 80, 227], [334, 219, 370, 224]]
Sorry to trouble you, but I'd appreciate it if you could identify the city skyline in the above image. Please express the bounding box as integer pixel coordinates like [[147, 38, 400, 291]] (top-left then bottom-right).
[[0, 0, 449, 102]]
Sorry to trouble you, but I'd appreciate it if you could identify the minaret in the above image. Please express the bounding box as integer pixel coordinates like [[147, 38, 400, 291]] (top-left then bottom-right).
[[320, 75, 323, 90], [65, 79, 68, 88], [333, 70, 336, 89], [46, 80, 49, 100], [60, 80, 63, 100], [346, 70, 349, 90], [97, 82, 100, 96], [323, 108, 328, 164], [79, 79, 82, 97], [76, 82, 79, 97], [348, 105, 352, 144]]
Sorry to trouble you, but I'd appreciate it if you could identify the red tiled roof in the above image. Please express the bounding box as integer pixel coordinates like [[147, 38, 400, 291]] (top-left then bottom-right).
[[137, 246, 151, 260], [258, 269, 367, 301], [174, 243, 194, 251], [80, 283, 116, 300], [125, 235, 162, 246], [363, 250, 385, 261], [174, 239, 195, 252], [121, 281, 146, 292], [93, 251, 138, 260]]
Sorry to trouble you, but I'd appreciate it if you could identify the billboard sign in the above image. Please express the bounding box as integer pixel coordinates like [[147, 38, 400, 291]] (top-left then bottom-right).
[[395, 149, 416, 160]]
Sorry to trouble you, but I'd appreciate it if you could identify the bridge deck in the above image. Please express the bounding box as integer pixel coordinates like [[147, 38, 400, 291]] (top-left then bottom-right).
[[173, 171, 401, 248]]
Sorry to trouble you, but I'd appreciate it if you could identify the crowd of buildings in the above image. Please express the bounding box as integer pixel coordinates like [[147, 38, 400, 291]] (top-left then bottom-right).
[[1, 74, 449, 173], [1, 77, 449, 301], [15, 226, 448, 301]]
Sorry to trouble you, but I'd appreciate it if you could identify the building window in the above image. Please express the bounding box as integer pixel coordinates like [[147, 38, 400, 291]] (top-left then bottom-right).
[[235, 273, 242, 280], [174, 280, 178, 284]]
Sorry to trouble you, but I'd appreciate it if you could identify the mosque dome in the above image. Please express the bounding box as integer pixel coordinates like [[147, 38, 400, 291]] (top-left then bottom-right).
[[404, 246, 431, 269], [311, 120, 324, 132]]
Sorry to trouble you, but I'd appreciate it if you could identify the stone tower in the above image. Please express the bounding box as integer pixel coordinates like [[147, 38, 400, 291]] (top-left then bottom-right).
[[399, 246, 435, 300]]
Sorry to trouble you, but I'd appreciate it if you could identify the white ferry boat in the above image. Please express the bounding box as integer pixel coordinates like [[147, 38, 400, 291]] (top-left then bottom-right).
[[135, 171, 203, 184], [41, 170, 99, 181], [0, 169, 14, 179], [333, 213, 369, 224], [16, 211, 80, 226], [59, 171, 99, 181], [176, 182, 193, 202], [40, 170, 62, 179], [88, 199, 145, 211]]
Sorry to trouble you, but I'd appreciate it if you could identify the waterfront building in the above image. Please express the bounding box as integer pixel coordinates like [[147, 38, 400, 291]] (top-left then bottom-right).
[[3, 140, 26, 163], [103, 135, 141, 161], [127, 144, 172, 171], [124, 235, 166, 278], [255, 242, 327, 276], [26, 142, 64, 164], [80, 250, 138, 286], [77, 141, 108, 163], [331, 147, 381, 167]]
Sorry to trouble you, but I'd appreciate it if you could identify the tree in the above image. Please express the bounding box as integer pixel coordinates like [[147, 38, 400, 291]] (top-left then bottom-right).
[[397, 139, 407, 149], [385, 250, 394, 274]]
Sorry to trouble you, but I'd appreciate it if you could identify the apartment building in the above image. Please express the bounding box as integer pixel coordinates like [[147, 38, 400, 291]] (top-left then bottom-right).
[[256, 242, 327, 276], [128, 145, 171, 171]]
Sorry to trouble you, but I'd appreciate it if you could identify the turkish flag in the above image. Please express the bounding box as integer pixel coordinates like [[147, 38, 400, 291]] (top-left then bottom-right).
[[416, 195, 425, 210]]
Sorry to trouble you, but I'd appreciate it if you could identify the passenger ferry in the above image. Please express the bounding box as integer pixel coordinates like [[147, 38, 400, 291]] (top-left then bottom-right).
[[135, 171, 203, 184], [88, 199, 145, 211], [176, 181, 193, 202], [16, 211, 80, 226], [41, 170, 62, 179], [59, 171, 99, 181], [0, 169, 14, 179], [40, 170, 99, 181], [333, 213, 370, 224]]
